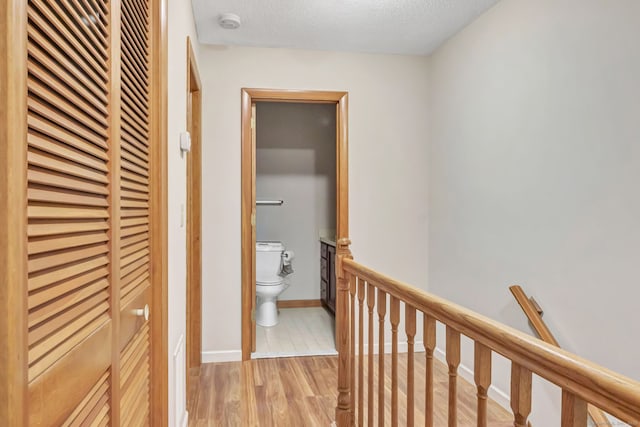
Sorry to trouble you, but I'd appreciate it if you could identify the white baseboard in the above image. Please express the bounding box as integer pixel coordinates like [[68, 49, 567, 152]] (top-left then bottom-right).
[[201, 340, 423, 363], [201, 349, 243, 363], [180, 411, 188, 427], [252, 348, 338, 359], [434, 348, 510, 411]]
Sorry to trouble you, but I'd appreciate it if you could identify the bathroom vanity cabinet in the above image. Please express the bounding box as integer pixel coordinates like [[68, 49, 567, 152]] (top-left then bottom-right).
[[320, 240, 336, 315]]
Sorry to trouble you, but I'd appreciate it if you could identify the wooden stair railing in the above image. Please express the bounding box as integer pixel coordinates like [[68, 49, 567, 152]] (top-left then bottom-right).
[[509, 285, 613, 427], [334, 238, 640, 427]]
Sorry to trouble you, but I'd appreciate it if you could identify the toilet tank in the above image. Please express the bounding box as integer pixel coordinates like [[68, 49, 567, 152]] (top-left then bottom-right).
[[256, 241, 284, 283]]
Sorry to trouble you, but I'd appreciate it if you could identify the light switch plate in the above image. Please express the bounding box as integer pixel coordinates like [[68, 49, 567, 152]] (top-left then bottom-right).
[[180, 131, 191, 153]]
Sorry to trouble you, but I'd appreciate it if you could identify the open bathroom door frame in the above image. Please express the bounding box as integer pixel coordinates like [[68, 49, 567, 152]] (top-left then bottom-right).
[[186, 36, 202, 397], [240, 89, 349, 360]]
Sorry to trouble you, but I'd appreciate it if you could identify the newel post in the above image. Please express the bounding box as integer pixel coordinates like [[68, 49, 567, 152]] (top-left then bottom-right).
[[335, 238, 353, 427]]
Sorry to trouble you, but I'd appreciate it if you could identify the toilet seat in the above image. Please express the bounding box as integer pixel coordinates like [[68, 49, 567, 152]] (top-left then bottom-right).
[[256, 278, 284, 286]]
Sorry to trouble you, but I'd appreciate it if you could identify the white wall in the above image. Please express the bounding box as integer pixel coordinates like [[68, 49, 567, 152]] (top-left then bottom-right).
[[256, 102, 336, 301], [200, 47, 430, 359], [428, 1, 640, 424], [167, 2, 200, 426]]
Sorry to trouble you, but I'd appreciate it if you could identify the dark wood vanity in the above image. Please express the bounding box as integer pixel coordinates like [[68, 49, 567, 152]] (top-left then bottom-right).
[[320, 240, 336, 315]]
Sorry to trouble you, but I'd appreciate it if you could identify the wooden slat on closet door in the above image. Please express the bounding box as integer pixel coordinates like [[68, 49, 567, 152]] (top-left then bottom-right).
[[28, 269, 110, 309], [26, 0, 113, 425], [29, 231, 109, 255], [120, 323, 150, 427], [122, 144, 149, 171], [26, 10, 106, 94], [61, 372, 111, 427], [28, 219, 110, 238], [122, 272, 150, 307]]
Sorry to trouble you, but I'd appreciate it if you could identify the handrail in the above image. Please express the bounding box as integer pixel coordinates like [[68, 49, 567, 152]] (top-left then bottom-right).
[[509, 285, 559, 346], [510, 285, 612, 427], [341, 256, 640, 425]]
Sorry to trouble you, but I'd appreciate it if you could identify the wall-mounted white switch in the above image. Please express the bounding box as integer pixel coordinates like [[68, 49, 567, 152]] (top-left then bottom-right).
[[180, 131, 191, 153]]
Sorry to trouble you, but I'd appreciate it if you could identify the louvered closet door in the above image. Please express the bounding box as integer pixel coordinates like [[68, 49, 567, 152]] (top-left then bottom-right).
[[27, 0, 113, 425], [24, 0, 154, 425], [118, 0, 152, 425]]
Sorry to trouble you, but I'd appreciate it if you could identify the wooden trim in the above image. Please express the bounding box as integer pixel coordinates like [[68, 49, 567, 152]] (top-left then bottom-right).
[[186, 35, 202, 378], [277, 299, 323, 309], [149, 0, 169, 425], [240, 90, 253, 360], [336, 94, 349, 239], [242, 88, 348, 103], [240, 88, 349, 360], [108, 0, 123, 424], [342, 258, 640, 425], [250, 102, 256, 353], [0, 0, 28, 424], [187, 37, 202, 90]]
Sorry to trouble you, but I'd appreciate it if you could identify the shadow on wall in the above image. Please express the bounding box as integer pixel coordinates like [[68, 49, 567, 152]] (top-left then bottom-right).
[[256, 102, 336, 176]]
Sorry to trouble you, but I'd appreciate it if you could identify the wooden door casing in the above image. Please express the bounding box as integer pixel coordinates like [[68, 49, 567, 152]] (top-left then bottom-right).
[[0, 0, 163, 425], [240, 89, 349, 361], [186, 35, 203, 394]]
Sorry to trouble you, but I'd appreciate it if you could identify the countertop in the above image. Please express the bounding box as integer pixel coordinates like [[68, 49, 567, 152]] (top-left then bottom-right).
[[319, 236, 336, 247]]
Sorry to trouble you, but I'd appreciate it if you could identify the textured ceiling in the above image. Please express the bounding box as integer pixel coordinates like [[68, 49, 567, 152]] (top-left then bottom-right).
[[191, 0, 501, 56]]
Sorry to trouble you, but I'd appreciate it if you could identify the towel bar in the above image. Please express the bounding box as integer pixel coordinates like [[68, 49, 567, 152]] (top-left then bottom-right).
[[256, 200, 284, 206]]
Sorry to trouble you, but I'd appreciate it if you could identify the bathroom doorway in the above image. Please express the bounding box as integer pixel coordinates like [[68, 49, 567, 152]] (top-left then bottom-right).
[[240, 89, 349, 360]]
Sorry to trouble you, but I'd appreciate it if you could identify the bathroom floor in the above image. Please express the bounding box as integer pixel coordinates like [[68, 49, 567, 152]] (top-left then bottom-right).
[[253, 307, 336, 358]]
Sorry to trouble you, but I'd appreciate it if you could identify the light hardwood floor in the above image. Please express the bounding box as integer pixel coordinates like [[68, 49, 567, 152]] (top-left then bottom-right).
[[188, 352, 513, 427]]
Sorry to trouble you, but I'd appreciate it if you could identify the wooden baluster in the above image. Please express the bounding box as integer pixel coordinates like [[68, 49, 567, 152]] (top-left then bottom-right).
[[390, 297, 400, 427], [510, 363, 532, 427], [350, 275, 357, 423], [377, 289, 387, 427], [405, 305, 417, 427], [474, 342, 492, 427], [561, 390, 588, 427], [424, 315, 436, 427], [357, 279, 365, 427], [335, 238, 353, 427], [446, 327, 461, 427], [367, 283, 375, 427]]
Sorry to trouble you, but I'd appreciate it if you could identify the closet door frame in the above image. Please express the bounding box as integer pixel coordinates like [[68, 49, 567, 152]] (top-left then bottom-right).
[[0, 0, 28, 424], [0, 0, 169, 424], [149, 0, 170, 425]]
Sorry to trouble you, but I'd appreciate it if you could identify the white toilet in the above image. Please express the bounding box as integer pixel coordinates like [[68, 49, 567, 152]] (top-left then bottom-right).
[[256, 241, 294, 327]]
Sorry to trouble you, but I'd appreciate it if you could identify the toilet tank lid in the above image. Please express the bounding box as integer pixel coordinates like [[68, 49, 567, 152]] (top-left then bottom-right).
[[256, 241, 284, 252]]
